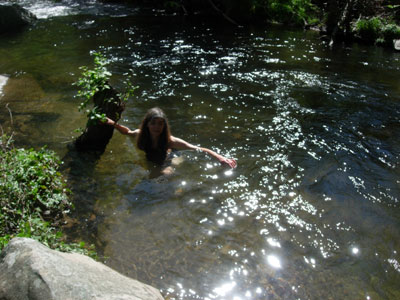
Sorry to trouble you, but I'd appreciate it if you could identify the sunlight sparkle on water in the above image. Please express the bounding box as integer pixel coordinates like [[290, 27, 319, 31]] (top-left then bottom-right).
[[267, 255, 282, 269], [224, 169, 233, 176], [304, 256, 316, 268], [213, 282, 236, 297], [388, 258, 400, 272], [267, 237, 281, 248]]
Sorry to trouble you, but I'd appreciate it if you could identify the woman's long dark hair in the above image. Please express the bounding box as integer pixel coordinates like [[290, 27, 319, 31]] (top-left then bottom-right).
[[137, 107, 172, 164]]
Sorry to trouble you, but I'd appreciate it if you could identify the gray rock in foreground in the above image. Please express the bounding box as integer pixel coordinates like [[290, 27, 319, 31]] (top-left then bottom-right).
[[0, 4, 37, 34], [0, 238, 164, 300]]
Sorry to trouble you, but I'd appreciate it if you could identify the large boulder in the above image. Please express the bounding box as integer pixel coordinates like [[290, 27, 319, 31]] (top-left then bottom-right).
[[0, 238, 164, 300], [0, 4, 37, 34]]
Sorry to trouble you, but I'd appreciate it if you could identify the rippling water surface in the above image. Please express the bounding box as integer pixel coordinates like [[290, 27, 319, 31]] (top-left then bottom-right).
[[1, 1, 400, 299]]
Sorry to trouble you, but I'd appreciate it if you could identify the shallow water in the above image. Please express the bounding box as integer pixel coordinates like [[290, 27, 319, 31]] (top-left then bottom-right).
[[1, 1, 400, 299]]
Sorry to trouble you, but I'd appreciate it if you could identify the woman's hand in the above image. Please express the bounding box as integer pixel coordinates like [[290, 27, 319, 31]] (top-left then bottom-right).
[[103, 117, 115, 126], [219, 157, 237, 169]]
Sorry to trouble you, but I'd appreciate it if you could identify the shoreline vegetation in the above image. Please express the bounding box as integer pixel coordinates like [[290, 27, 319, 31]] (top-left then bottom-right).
[[0, 133, 96, 257], [103, 0, 400, 49]]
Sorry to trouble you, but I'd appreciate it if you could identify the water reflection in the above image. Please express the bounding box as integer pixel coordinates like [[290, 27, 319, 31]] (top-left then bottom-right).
[[213, 282, 237, 298], [267, 255, 282, 269], [351, 246, 360, 256]]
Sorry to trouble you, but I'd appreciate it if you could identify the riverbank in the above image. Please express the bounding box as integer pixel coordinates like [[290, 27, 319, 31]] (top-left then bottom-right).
[[0, 133, 96, 256], [101, 0, 400, 50], [0, 125, 164, 298], [2, 0, 399, 50]]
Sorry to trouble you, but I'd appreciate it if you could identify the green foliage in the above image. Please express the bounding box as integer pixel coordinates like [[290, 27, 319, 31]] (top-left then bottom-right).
[[12, 217, 97, 258], [0, 146, 69, 234], [270, 0, 315, 25], [355, 17, 383, 41], [0, 136, 96, 258], [382, 23, 400, 41], [74, 52, 111, 125], [353, 17, 400, 45], [74, 51, 137, 126], [250, 0, 317, 26]]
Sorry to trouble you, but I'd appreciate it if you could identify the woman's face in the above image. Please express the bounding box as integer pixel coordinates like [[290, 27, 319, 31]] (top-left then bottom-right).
[[147, 117, 165, 137]]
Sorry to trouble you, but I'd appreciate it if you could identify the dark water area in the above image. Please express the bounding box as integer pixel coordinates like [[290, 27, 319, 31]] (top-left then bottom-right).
[[1, 1, 400, 299]]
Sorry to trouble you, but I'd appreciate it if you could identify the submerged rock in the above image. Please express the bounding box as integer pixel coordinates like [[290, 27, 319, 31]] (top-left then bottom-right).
[[1, 74, 44, 102], [0, 4, 37, 34], [0, 238, 164, 300]]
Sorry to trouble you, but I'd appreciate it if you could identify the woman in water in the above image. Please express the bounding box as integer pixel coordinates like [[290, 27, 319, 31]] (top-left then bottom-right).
[[104, 107, 237, 170]]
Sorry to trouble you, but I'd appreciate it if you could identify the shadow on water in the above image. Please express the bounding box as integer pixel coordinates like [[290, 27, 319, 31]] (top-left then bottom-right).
[[59, 144, 118, 252], [61, 146, 103, 213]]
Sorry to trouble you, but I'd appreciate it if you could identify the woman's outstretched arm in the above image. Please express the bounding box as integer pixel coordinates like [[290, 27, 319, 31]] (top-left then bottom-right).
[[104, 117, 139, 137], [170, 136, 237, 168]]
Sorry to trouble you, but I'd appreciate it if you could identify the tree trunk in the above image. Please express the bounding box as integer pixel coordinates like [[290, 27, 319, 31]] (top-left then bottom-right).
[[328, 0, 356, 46]]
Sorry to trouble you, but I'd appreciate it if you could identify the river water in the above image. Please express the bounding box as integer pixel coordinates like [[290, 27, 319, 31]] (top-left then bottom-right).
[[1, 1, 400, 299]]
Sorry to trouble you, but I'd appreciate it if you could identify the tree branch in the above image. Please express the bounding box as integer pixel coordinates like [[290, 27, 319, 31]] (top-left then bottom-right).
[[207, 0, 240, 26]]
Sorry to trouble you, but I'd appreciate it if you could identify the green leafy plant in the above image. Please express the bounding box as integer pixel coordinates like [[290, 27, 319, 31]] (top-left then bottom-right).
[[382, 23, 400, 42], [0, 146, 69, 233], [74, 51, 137, 127], [0, 135, 96, 258], [14, 217, 97, 258], [74, 52, 112, 125], [353, 17, 400, 45], [354, 17, 383, 42], [265, 0, 317, 26]]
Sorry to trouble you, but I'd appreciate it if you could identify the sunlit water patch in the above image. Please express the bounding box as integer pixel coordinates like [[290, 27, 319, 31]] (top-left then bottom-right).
[[4, 0, 138, 18]]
